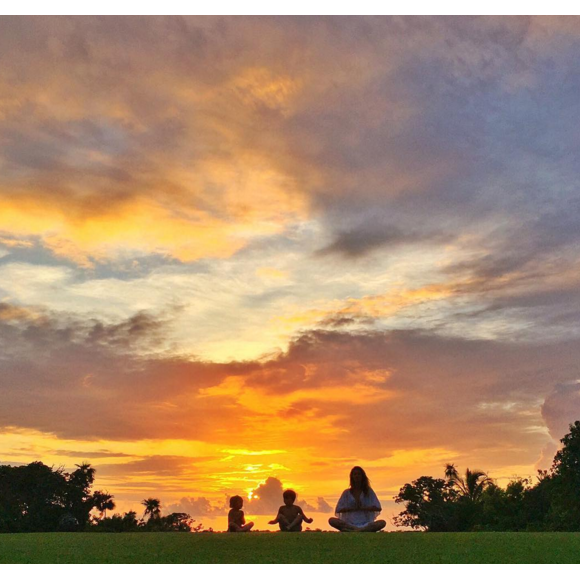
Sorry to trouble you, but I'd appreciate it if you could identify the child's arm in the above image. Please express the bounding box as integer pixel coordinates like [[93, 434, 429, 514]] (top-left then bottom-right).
[[268, 508, 285, 525], [298, 506, 313, 524]]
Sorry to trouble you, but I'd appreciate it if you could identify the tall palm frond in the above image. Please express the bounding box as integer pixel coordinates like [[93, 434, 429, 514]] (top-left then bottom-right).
[[142, 497, 161, 520], [444, 464, 492, 502]]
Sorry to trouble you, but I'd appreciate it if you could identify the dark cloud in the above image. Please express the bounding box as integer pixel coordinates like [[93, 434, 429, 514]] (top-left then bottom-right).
[[318, 225, 451, 258], [85, 311, 172, 351], [318, 315, 368, 328], [0, 304, 176, 356]]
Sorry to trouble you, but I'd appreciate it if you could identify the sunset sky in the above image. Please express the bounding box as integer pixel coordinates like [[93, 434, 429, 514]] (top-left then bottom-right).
[[1, 15, 580, 530]]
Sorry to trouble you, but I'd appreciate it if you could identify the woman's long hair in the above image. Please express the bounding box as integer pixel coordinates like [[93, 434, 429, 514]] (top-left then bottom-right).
[[349, 466, 370, 495]]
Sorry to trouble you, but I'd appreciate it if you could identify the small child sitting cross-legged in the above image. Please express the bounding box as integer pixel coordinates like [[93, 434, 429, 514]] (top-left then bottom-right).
[[268, 489, 313, 532], [227, 495, 254, 532]]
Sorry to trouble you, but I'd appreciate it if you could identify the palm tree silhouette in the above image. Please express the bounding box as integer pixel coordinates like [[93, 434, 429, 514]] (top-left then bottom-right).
[[141, 497, 161, 521], [93, 491, 116, 519], [75, 462, 96, 478], [444, 463, 492, 502]]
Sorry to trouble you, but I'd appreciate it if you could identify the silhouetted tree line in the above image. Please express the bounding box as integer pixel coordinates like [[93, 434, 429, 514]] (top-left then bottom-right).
[[394, 420, 580, 532], [0, 461, 203, 533], [4, 421, 580, 533]]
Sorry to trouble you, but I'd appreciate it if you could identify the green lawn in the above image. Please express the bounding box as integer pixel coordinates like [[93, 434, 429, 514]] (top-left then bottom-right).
[[1, 531, 580, 563]]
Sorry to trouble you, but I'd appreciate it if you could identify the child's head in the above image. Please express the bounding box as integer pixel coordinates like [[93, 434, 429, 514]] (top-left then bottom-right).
[[283, 489, 297, 506], [229, 495, 244, 510]]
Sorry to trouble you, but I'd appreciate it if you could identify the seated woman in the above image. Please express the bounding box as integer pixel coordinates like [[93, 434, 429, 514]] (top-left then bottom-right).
[[328, 466, 386, 532]]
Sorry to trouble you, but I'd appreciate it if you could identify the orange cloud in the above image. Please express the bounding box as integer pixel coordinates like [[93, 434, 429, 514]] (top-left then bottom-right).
[[0, 151, 309, 267], [0, 302, 46, 322]]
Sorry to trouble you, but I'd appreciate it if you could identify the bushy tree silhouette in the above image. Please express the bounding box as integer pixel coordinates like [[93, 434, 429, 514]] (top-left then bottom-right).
[[393, 475, 456, 531], [0, 462, 196, 533], [0, 461, 105, 532], [395, 421, 580, 532], [65, 463, 97, 528]]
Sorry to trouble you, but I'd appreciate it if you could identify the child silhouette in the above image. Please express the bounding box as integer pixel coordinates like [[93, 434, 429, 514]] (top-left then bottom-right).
[[228, 495, 254, 532], [268, 489, 313, 532]]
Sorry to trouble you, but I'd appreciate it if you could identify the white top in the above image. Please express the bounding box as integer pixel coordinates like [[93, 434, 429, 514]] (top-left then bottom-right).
[[335, 488, 382, 528]]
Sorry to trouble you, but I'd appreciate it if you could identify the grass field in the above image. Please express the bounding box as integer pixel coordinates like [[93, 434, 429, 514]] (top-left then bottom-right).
[[1, 532, 580, 563]]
